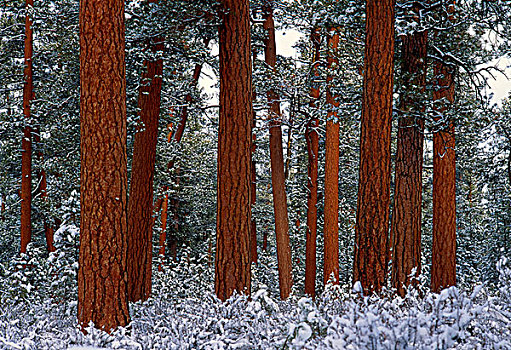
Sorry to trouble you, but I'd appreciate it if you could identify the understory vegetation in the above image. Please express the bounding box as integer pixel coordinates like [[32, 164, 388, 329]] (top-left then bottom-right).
[[1, 225, 511, 349]]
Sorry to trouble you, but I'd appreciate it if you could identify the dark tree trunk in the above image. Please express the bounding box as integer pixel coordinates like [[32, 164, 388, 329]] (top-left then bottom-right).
[[158, 190, 169, 271], [323, 27, 340, 286], [1, 194, 5, 222], [78, 0, 130, 331], [431, 61, 456, 292], [263, 5, 293, 300], [304, 27, 321, 298], [21, 0, 34, 254], [215, 0, 253, 301], [126, 30, 164, 302], [353, 0, 395, 295], [390, 29, 427, 296], [39, 169, 56, 253]]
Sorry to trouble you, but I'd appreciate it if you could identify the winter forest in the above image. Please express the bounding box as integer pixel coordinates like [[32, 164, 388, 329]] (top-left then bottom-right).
[[1, 0, 511, 348]]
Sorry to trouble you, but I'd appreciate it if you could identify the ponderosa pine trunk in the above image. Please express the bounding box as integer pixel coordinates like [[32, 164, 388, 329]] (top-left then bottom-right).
[[323, 27, 340, 286], [304, 27, 321, 298], [263, 4, 293, 300], [431, 60, 456, 292], [21, 0, 34, 254], [390, 29, 427, 296], [126, 26, 164, 302], [158, 190, 169, 271], [353, 0, 395, 294], [78, 0, 130, 331], [215, 0, 253, 301]]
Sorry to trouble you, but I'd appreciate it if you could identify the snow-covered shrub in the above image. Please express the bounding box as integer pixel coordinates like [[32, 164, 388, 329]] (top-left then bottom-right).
[[1, 243, 49, 305], [0, 224, 78, 311], [2, 256, 511, 349], [46, 224, 79, 306]]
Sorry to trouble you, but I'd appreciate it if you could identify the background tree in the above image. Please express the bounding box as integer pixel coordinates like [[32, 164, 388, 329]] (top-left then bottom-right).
[[126, 0, 164, 303], [20, 0, 34, 254], [429, 1, 457, 293], [262, 2, 293, 300], [431, 60, 457, 292], [323, 26, 340, 286], [390, 5, 427, 296]]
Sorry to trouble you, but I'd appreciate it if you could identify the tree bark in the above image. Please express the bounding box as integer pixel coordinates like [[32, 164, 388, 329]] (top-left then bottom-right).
[[126, 29, 164, 302], [263, 5, 293, 300], [431, 61, 456, 292], [215, 0, 253, 301], [78, 0, 130, 331], [324, 27, 340, 286], [390, 29, 427, 296], [21, 0, 34, 254], [353, 0, 395, 295], [305, 27, 321, 298]]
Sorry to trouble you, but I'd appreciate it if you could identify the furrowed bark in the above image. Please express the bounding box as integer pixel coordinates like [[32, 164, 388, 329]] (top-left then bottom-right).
[[126, 27, 164, 302], [215, 0, 253, 301], [21, 0, 34, 254], [353, 0, 395, 295], [78, 0, 130, 331], [431, 61, 456, 292], [323, 27, 340, 286], [391, 28, 427, 296]]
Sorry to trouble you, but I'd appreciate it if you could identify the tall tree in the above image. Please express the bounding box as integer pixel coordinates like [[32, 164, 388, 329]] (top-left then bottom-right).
[[390, 24, 427, 296], [323, 26, 340, 285], [262, 4, 293, 300], [430, 0, 457, 293], [78, 0, 130, 331], [305, 27, 321, 298], [215, 0, 253, 301], [431, 60, 456, 292], [353, 0, 395, 294], [126, 9, 164, 301], [20, 0, 34, 254]]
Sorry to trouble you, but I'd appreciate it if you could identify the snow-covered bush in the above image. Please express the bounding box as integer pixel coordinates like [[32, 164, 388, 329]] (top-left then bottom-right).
[[2, 251, 511, 349]]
